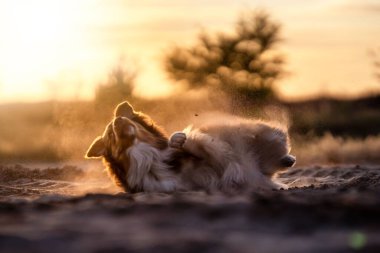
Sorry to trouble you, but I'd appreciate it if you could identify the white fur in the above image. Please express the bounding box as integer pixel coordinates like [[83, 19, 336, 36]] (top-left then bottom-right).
[[127, 142, 180, 192], [123, 120, 291, 193], [179, 122, 289, 192]]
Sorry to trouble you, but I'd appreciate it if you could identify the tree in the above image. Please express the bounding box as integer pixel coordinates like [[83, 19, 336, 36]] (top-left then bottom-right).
[[95, 59, 137, 108], [164, 10, 285, 101], [369, 47, 380, 83]]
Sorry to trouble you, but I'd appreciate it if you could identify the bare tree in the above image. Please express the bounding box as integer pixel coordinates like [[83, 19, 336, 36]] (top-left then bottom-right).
[[95, 58, 137, 108], [369, 47, 380, 83]]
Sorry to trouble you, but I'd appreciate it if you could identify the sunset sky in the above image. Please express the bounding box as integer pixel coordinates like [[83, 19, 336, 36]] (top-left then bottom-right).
[[0, 0, 379, 103]]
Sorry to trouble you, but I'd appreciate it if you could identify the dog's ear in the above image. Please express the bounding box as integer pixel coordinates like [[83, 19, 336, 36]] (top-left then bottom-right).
[[114, 101, 135, 118], [85, 136, 106, 158]]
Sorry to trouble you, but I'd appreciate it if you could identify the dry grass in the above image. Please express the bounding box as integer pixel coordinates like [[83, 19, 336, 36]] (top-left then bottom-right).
[[292, 133, 380, 166], [0, 96, 379, 165]]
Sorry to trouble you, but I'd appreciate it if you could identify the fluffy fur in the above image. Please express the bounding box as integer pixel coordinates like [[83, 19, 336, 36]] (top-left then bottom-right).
[[85, 101, 296, 193]]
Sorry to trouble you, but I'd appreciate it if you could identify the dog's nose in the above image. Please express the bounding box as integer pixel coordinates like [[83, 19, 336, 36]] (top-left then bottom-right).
[[280, 155, 296, 167], [113, 117, 135, 138], [113, 117, 126, 129], [114, 116, 123, 124], [113, 117, 126, 134]]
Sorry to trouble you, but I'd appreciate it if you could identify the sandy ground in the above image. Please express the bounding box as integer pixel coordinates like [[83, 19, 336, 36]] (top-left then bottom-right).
[[0, 163, 379, 253]]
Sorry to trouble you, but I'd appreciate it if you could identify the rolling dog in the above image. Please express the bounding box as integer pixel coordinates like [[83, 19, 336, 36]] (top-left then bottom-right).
[[85, 101, 296, 193]]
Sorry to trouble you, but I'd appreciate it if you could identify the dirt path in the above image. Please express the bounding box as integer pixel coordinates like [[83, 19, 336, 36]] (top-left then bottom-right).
[[0, 164, 379, 253]]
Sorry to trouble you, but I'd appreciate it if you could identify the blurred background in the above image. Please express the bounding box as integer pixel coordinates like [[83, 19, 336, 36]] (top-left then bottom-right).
[[0, 0, 380, 166]]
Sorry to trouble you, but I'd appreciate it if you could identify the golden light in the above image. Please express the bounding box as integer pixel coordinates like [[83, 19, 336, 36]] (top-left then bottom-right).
[[0, 0, 379, 102], [0, 0, 81, 100], [0, 0, 167, 102]]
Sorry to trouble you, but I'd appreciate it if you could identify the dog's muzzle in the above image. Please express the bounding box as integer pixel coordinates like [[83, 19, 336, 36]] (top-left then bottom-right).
[[113, 117, 135, 138]]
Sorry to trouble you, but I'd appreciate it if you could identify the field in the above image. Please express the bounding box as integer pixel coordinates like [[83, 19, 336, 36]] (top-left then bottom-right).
[[1, 95, 380, 252]]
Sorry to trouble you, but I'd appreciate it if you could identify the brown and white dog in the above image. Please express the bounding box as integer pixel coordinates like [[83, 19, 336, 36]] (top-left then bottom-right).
[[85, 101, 296, 193]]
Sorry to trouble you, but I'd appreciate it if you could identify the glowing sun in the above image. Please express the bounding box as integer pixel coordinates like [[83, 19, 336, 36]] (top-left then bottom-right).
[[0, 0, 81, 99]]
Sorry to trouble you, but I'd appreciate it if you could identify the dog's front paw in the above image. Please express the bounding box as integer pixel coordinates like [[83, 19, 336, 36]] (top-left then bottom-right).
[[169, 132, 187, 149]]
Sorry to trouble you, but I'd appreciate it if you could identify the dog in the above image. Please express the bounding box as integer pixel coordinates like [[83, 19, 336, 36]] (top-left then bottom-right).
[[85, 101, 296, 193]]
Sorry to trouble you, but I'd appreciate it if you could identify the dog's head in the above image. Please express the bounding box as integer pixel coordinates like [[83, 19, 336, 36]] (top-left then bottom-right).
[[252, 123, 296, 176], [85, 101, 168, 159], [85, 101, 138, 159]]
